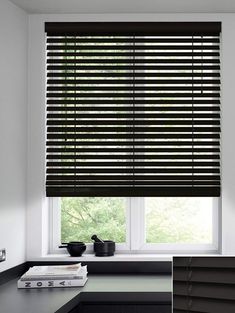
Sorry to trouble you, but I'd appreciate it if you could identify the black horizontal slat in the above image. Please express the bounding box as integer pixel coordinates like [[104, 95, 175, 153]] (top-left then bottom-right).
[[174, 295, 235, 313], [174, 257, 235, 268], [47, 44, 220, 50], [47, 168, 220, 174], [47, 37, 220, 44], [47, 86, 220, 92], [47, 133, 220, 139], [47, 161, 220, 167], [46, 154, 220, 160], [45, 174, 219, 180], [174, 281, 235, 300], [47, 126, 220, 133], [47, 92, 220, 98], [47, 120, 220, 126], [46, 140, 220, 146], [48, 72, 220, 78], [48, 51, 220, 57], [47, 113, 220, 119], [46, 168, 220, 178], [174, 268, 235, 284], [47, 58, 220, 64], [47, 99, 220, 105], [46, 106, 220, 112], [46, 186, 220, 197], [47, 65, 220, 71], [46, 181, 220, 186], [47, 79, 220, 85], [47, 147, 220, 153]]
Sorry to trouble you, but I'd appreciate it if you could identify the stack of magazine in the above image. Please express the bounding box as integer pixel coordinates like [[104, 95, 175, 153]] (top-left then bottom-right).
[[17, 263, 88, 289]]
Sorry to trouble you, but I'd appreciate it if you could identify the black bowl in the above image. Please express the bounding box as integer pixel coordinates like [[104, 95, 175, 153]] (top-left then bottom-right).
[[59, 241, 86, 257], [93, 240, 115, 257]]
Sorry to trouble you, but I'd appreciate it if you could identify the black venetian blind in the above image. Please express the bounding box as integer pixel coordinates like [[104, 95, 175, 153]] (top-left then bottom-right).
[[173, 257, 235, 313], [45, 22, 221, 197]]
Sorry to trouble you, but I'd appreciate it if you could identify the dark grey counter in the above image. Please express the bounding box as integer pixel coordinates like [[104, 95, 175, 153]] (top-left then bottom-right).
[[0, 275, 171, 313]]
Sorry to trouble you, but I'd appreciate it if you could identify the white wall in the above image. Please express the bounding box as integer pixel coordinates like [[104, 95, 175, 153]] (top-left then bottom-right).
[[219, 19, 235, 254], [0, 6, 234, 270], [27, 13, 235, 258], [0, 0, 28, 272]]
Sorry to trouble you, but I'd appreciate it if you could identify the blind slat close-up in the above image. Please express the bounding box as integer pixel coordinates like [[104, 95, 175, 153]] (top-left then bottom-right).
[[45, 22, 221, 197], [173, 257, 235, 313]]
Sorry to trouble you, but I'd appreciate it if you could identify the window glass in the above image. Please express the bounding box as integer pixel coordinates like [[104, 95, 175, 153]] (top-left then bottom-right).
[[145, 197, 213, 244], [61, 197, 126, 243]]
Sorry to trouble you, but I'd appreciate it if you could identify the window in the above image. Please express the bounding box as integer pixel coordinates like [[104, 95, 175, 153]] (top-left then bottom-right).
[[50, 197, 219, 253], [46, 22, 221, 254]]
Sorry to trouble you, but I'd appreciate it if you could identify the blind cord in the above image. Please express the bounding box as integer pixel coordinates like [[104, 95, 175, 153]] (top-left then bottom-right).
[[132, 34, 135, 189], [192, 35, 194, 190]]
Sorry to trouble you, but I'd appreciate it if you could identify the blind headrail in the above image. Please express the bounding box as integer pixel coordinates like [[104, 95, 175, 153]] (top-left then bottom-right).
[[45, 22, 221, 36]]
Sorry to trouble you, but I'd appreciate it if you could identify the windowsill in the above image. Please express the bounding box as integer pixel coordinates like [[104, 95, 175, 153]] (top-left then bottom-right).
[[30, 254, 171, 262], [28, 253, 220, 262]]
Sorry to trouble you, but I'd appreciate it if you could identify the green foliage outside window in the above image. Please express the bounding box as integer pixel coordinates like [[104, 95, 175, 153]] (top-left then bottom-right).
[[61, 197, 212, 244], [61, 197, 126, 243], [145, 198, 212, 244]]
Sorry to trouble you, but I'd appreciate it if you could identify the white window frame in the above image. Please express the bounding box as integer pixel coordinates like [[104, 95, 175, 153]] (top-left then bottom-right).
[[49, 197, 220, 254]]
